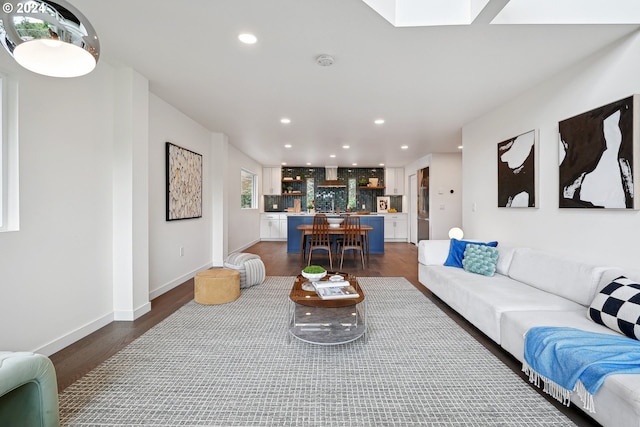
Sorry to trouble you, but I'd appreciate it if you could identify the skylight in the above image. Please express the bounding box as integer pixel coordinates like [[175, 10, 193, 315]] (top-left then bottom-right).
[[362, 0, 490, 27], [362, 0, 640, 27], [492, 0, 640, 24]]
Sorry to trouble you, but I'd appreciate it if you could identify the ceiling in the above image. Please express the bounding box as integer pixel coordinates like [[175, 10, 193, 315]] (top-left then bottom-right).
[[72, 0, 639, 167]]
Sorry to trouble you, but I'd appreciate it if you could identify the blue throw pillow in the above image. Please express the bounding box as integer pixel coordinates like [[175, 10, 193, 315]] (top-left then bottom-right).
[[443, 238, 498, 268], [462, 244, 499, 276]]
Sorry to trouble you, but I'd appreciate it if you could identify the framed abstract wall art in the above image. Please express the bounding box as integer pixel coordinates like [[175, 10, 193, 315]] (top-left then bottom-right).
[[166, 142, 203, 221], [558, 95, 639, 209], [497, 129, 537, 208]]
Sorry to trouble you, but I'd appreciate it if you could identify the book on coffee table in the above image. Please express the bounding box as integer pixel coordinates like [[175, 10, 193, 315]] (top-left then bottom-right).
[[312, 280, 350, 289], [313, 283, 360, 300]]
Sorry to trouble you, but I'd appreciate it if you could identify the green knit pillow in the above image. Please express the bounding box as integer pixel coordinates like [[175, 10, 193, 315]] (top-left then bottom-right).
[[462, 243, 499, 276]]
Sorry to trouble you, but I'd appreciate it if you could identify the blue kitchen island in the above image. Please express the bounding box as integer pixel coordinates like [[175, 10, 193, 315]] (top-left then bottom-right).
[[287, 214, 384, 254]]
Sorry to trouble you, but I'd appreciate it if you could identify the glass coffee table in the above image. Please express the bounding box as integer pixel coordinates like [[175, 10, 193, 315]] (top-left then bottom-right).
[[288, 272, 367, 345]]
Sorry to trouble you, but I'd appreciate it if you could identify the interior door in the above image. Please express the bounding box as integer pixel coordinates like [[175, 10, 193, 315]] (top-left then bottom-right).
[[409, 174, 417, 244], [417, 167, 429, 241]]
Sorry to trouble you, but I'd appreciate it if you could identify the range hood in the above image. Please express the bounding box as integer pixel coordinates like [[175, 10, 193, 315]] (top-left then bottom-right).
[[318, 166, 346, 187]]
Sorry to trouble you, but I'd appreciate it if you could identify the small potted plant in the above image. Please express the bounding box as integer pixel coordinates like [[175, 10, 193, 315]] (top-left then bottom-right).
[[302, 265, 327, 281]]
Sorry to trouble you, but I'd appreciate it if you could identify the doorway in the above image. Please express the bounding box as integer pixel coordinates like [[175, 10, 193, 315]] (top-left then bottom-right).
[[410, 174, 417, 244]]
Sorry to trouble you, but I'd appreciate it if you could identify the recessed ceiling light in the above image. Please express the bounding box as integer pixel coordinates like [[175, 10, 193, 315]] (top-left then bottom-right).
[[284, 144, 292, 148], [306, 163, 312, 166], [238, 33, 257, 44], [343, 145, 350, 149], [374, 119, 385, 125], [379, 163, 385, 166], [401, 145, 409, 150], [352, 163, 358, 166], [458, 145, 464, 149], [281, 162, 287, 165], [330, 154, 336, 158], [280, 118, 291, 124]]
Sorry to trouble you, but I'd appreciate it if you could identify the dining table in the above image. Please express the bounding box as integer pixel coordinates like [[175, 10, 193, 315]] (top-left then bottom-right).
[[296, 223, 373, 265]]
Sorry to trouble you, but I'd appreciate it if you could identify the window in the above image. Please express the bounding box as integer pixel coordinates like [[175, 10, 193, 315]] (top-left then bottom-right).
[[306, 177, 314, 209], [348, 178, 356, 210], [0, 73, 18, 232], [241, 169, 257, 209]]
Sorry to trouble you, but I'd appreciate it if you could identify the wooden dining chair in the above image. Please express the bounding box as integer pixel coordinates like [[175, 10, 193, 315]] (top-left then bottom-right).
[[339, 215, 365, 269], [308, 214, 333, 270]]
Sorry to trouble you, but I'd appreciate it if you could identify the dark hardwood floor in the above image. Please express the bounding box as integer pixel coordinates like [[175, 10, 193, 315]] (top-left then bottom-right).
[[50, 241, 598, 426]]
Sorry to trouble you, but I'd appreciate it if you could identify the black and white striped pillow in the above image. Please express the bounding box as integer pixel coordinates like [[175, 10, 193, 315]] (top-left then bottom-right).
[[589, 276, 640, 340]]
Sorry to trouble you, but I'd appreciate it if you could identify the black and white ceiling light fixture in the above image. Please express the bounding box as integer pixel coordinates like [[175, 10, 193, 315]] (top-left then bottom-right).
[[0, 0, 99, 77]]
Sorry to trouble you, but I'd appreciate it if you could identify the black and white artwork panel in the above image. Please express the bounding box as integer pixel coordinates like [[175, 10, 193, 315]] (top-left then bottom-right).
[[559, 95, 638, 209], [497, 129, 536, 208]]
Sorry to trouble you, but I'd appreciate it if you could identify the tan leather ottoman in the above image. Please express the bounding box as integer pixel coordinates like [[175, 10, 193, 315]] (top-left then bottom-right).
[[194, 269, 240, 304]]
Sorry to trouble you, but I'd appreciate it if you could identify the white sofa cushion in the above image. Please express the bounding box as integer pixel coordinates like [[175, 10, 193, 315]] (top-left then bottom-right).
[[495, 245, 516, 276], [508, 247, 608, 306], [419, 263, 582, 343], [499, 310, 640, 427], [500, 309, 620, 363], [417, 240, 450, 266]]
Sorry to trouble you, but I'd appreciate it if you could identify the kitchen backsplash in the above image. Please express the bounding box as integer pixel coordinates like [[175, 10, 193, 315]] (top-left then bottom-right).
[[265, 166, 402, 212]]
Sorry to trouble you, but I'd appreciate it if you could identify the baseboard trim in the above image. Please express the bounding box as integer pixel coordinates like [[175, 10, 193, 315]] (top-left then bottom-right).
[[229, 239, 261, 255], [149, 262, 213, 300], [36, 312, 114, 357], [114, 301, 152, 321]]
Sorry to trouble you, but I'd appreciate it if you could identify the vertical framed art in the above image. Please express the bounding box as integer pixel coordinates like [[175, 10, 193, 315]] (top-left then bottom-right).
[[558, 95, 639, 209], [166, 142, 203, 221], [497, 129, 537, 208], [376, 196, 390, 213]]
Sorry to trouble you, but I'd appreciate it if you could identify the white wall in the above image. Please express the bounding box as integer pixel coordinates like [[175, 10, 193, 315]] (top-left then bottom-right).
[[112, 68, 151, 321], [226, 144, 262, 254], [428, 154, 463, 239], [462, 29, 640, 269], [0, 55, 262, 353], [148, 93, 214, 299], [0, 61, 116, 353], [405, 153, 463, 240]]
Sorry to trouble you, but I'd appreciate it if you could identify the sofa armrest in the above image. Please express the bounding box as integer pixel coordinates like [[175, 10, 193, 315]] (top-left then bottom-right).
[[0, 351, 60, 427], [418, 240, 451, 265]]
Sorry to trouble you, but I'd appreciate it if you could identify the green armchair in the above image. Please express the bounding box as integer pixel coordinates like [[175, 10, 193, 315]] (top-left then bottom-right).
[[0, 351, 60, 427]]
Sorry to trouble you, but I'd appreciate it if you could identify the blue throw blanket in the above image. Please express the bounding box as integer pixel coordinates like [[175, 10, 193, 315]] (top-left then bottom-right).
[[523, 326, 640, 413]]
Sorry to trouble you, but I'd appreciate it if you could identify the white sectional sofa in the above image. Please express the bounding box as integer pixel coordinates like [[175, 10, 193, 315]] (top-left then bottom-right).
[[418, 239, 640, 427]]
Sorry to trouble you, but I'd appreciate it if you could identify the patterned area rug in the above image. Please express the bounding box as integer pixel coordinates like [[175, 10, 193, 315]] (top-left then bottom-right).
[[59, 277, 575, 426]]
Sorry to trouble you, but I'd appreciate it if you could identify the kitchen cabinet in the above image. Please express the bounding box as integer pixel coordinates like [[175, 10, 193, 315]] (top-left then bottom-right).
[[385, 167, 405, 195], [263, 167, 282, 195], [260, 213, 287, 240], [384, 213, 408, 242]]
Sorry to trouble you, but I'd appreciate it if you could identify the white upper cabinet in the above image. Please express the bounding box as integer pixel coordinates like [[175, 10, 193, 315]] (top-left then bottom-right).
[[263, 167, 282, 195], [385, 167, 405, 195]]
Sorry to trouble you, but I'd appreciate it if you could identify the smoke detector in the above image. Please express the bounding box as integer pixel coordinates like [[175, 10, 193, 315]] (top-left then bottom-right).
[[316, 54, 335, 67]]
